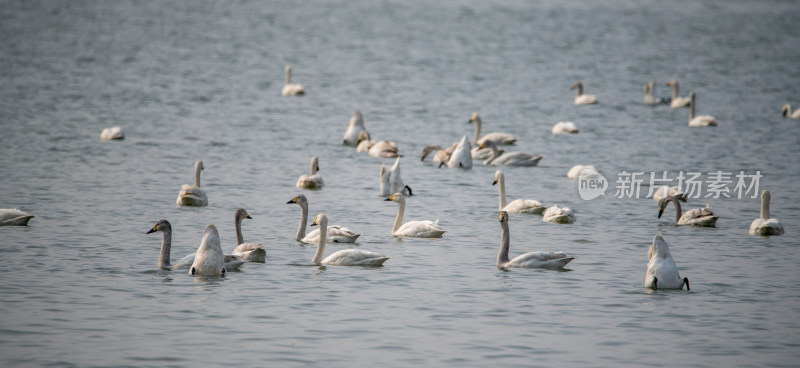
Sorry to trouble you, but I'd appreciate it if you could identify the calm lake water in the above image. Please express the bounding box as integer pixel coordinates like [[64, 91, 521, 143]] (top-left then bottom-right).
[[1, 0, 799, 367]]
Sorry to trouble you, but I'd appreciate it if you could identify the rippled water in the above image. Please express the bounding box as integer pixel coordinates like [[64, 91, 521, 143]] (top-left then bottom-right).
[[2, 0, 800, 367]]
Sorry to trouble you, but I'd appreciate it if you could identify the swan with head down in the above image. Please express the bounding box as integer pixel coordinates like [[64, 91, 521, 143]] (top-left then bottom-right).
[[281, 65, 305, 96], [657, 196, 717, 227], [496, 211, 574, 269], [479, 140, 542, 166], [749, 190, 784, 236], [420, 143, 455, 165], [343, 110, 367, 145], [287, 194, 360, 243], [0, 208, 34, 226], [551, 121, 579, 134], [444, 135, 473, 169], [493, 170, 545, 214], [176, 160, 208, 206], [146, 219, 244, 271], [571, 82, 598, 105], [310, 214, 388, 266], [542, 204, 576, 224], [296, 156, 324, 189], [100, 126, 124, 140], [384, 193, 446, 238], [781, 104, 800, 119], [380, 158, 412, 196], [645, 234, 689, 290]]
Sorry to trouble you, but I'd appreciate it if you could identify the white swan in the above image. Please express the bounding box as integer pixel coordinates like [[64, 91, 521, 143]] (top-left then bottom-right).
[[146, 220, 244, 271], [380, 158, 412, 196], [643, 80, 657, 105], [749, 190, 785, 236], [551, 121, 579, 134], [287, 194, 361, 243], [652, 186, 687, 202], [355, 130, 400, 158], [281, 65, 305, 96], [232, 209, 266, 262], [571, 82, 598, 105], [542, 204, 576, 224], [480, 140, 542, 166], [657, 196, 718, 227], [0, 208, 34, 226], [176, 160, 208, 206], [645, 234, 689, 290], [420, 144, 455, 165], [493, 170, 545, 214], [309, 214, 388, 266], [445, 135, 473, 169], [781, 104, 800, 119], [296, 156, 324, 189], [496, 211, 574, 269], [384, 193, 446, 238], [468, 112, 518, 149], [666, 80, 690, 108], [343, 110, 367, 145], [100, 126, 124, 140], [190, 224, 228, 276], [566, 165, 597, 179], [688, 92, 717, 127]]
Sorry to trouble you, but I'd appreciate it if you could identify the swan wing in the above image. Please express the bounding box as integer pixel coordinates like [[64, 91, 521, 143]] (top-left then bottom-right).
[[176, 187, 208, 206], [503, 199, 545, 214], [507, 251, 573, 268], [394, 220, 446, 238], [322, 249, 389, 266], [477, 133, 518, 146]]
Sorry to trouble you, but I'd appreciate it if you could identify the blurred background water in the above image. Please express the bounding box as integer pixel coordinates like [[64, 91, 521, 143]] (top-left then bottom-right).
[[1, 0, 799, 366]]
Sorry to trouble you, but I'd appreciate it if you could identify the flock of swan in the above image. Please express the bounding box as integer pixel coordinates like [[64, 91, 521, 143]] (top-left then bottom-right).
[[1, 67, 790, 290]]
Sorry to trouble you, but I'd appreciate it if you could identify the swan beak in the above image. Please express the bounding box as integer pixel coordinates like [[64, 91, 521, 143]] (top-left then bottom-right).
[[316, 165, 320, 172], [492, 180, 498, 186], [384, 195, 394, 201], [287, 197, 297, 204], [657, 209, 664, 218], [246, 214, 252, 219], [146, 227, 157, 234]]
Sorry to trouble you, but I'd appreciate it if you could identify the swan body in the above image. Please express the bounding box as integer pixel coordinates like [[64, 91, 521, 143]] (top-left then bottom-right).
[[343, 110, 367, 145], [176, 160, 208, 206], [420, 144, 455, 165], [749, 190, 784, 236], [571, 82, 598, 105], [384, 193, 446, 238], [658, 196, 717, 227], [493, 170, 545, 214], [652, 186, 687, 202], [781, 104, 800, 119], [688, 92, 717, 127], [542, 204, 576, 224], [380, 158, 412, 196], [296, 156, 324, 189], [566, 165, 597, 179], [355, 130, 400, 158], [287, 194, 361, 243], [497, 211, 573, 269], [480, 140, 542, 166], [232, 209, 266, 262], [0, 208, 34, 226], [146, 219, 244, 271], [552, 121, 579, 134], [469, 112, 518, 146], [100, 126, 124, 140], [445, 135, 473, 169], [281, 65, 305, 96], [310, 214, 388, 266], [645, 234, 689, 290], [666, 80, 690, 108]]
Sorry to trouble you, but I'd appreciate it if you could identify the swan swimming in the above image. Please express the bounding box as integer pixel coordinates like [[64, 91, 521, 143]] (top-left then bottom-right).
[[309, 214, 388, 266], [493, 170, 545, 214], [468, 112, 518, 148], [190, 224, 228, 276], [296, 156, 324, 189], [420, 144, 455, 165], [384, 193, 446, 238], [781, 104, 800, 119], [643, 80, 657, 105], [356, 130, 401, 158], [645, 234, 689, 290], [287, 194, 361, 243], [380, 158, 412, 197], [146, 219, 244, 271], [542, 204, 576, 224], [666, 80, 690, 108], [657, 196, 718, 227], [176, 160, 208, 206], [444, 135, 473, 169], [343, 110, 367, 145], [0, 208, 34, 226], [232, 209, 266, 262], [688, 92, 717, 127], [551, 121, 579, 134], [566, 165, 597, 179], [281, 65, 305, 96], [571, 82, 598, 105], [480, 140, 542, 166], [100, 126, 124, 140], [496, 211, 574, 269], [749, 190, 784, 236]]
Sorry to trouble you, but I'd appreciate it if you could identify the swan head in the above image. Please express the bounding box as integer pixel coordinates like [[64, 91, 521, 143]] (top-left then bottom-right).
[[285, 65, 291, 73], [311, 213, 327, 227], [147, 219, 171, 234], [311, 156, 320, 172], [357, 129, 371, 144], [468, 112, 481, 124], [479, 140, 497, 151], [782, 104, 791, 117], [235, 208, 252, 222], [570, 81, 582, 90], [195, 160, 204, 171], [384, 193, 406, 203], [762, 190, 771, 202], [666, 80, 676, 87], [498, 211, 508, 223], [492, 170, 503, 185], [420, 145, 441, 161], [656, 197, 674, 218], [287, 194, 308, 205]]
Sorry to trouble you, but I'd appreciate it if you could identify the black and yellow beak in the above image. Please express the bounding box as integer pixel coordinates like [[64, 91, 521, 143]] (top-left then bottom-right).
[[146, 225, 157, 234], [492, 180, 498, 186], [287, 197, 298, 204], [384, 195, 394, 201], [657, 209, 664, 219]]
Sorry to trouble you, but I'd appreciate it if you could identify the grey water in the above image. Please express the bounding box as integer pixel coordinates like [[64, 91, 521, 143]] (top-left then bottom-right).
[[1, 0, 800, 366]]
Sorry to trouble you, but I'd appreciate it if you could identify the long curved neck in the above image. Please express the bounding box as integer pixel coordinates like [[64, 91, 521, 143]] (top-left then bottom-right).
[[286, 68, 291, 84], [310, 159, 317, 175], [575, 84, 583, 96], [311, 219, 327, 264], [497, 177, 507, 210], [392, 199, 405, 234], [671, 197, 683, 224], [671, 82, 679, 99], [473, 118, 482, 143], [235, 215, 244, 245], [485, 144, 499, 165], [159, 228, 172, 269], [380, 165, 388, 195], [194, 163, 202, 187], [295, 202, 308, 242], [761, 192, 771, 219], [497, 221, 510, 265]]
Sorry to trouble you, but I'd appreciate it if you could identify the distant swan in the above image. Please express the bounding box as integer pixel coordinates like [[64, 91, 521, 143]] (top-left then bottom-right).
[[688, 92, 717, 127], [749, 190, 784, 236], [666, 80, 690, 108], [643, 80, 657, 105], [657, 196, 717, 227], [232, 209, 266, 262], [496, 211, 574, 269], [781, 104, 800, 119], [571, 82, 598, 105], [652, 186, 687, 202], [445, 135, 473, 169], [309, 214, 388, 266], [296, 156, 324, 189], [566, 165, 597, 179], [384, 193, 446, 237], [356, 130, 400, 158], [493, 170, 545, 214], [100, 126, 124, 140], [0, 208, 34, 226], [176, 160, 208, 206], [281, 65, 305, 96], [469, 112, 518, 148], [380, 158, 412, 196], [287, 194, 360, 243], [420, 144, 455, 165], [551, 121, 579, 134], [146, 219, 244, 271], [480, 140, 542, 166], [645, 234, 689, 290], [343, 110, 367, 145], [542, 204, 576, 224]]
